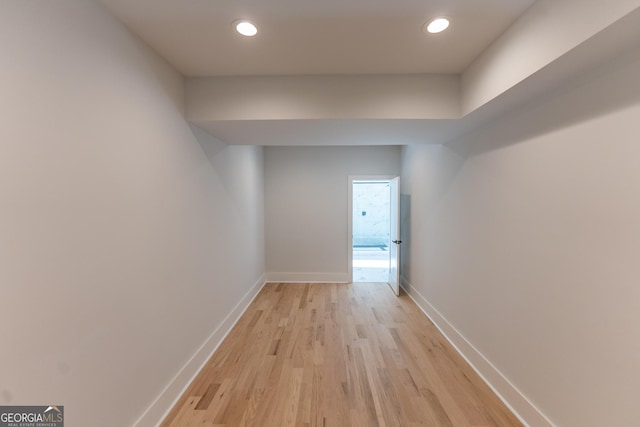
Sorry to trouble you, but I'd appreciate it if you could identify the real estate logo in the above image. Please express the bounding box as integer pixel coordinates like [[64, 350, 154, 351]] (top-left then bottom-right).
[[0, 406, 63, 427]]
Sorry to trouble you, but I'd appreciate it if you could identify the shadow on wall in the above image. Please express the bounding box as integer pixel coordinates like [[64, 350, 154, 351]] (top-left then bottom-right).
[[189, 123, 238, 197], [190, 123, 227, 162], [450, 43, 640, 158], [189, 123, 264, 219], [399, 144, 466, 286]]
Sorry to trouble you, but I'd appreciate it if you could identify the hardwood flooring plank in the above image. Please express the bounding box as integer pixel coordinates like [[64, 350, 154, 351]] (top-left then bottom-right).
[[194, 383, 220, 410], [160, 283, 522, 427]]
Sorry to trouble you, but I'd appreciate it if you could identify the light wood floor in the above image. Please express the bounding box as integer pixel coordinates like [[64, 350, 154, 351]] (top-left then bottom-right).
[[161, 283, 522, 427]]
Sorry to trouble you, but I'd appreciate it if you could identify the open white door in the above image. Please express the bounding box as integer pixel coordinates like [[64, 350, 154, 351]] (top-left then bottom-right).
[[388, 176, 401, 296]]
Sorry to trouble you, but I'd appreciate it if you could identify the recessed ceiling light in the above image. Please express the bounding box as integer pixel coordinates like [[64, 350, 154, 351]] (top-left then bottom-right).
[[424, 17, 450, 34], [234, 20, 258, 37]]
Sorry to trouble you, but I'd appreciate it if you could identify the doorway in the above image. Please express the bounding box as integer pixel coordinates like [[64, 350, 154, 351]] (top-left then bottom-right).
[[352, 180, 390, 282], [348, 176, 401, 295]]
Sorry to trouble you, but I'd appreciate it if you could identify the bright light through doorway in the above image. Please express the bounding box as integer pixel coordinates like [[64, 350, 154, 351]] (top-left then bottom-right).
[[352, 181, 390, 282]]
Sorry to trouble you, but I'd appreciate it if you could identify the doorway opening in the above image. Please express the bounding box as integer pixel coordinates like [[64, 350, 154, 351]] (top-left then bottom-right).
[[351, 180, 391, 282]]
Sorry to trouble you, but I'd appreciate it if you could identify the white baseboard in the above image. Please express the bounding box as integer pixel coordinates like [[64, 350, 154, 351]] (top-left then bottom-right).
[[400, 276, 554, 427], [133, 275, 267, 427], [265, 272, 349, 283]]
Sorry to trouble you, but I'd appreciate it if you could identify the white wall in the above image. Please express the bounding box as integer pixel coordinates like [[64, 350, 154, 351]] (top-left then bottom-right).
[[265, 146, 400, 282], [401, 44, 640, 426], [0, 1, 264, 426]]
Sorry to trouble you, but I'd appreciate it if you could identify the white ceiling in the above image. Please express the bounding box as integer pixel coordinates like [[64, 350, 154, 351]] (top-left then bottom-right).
[[98, 0, 640, 147], [99, 0, 534, 76]]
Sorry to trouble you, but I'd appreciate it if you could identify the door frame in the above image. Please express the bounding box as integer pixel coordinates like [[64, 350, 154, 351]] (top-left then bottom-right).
[[347, 175, 398, 284]]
